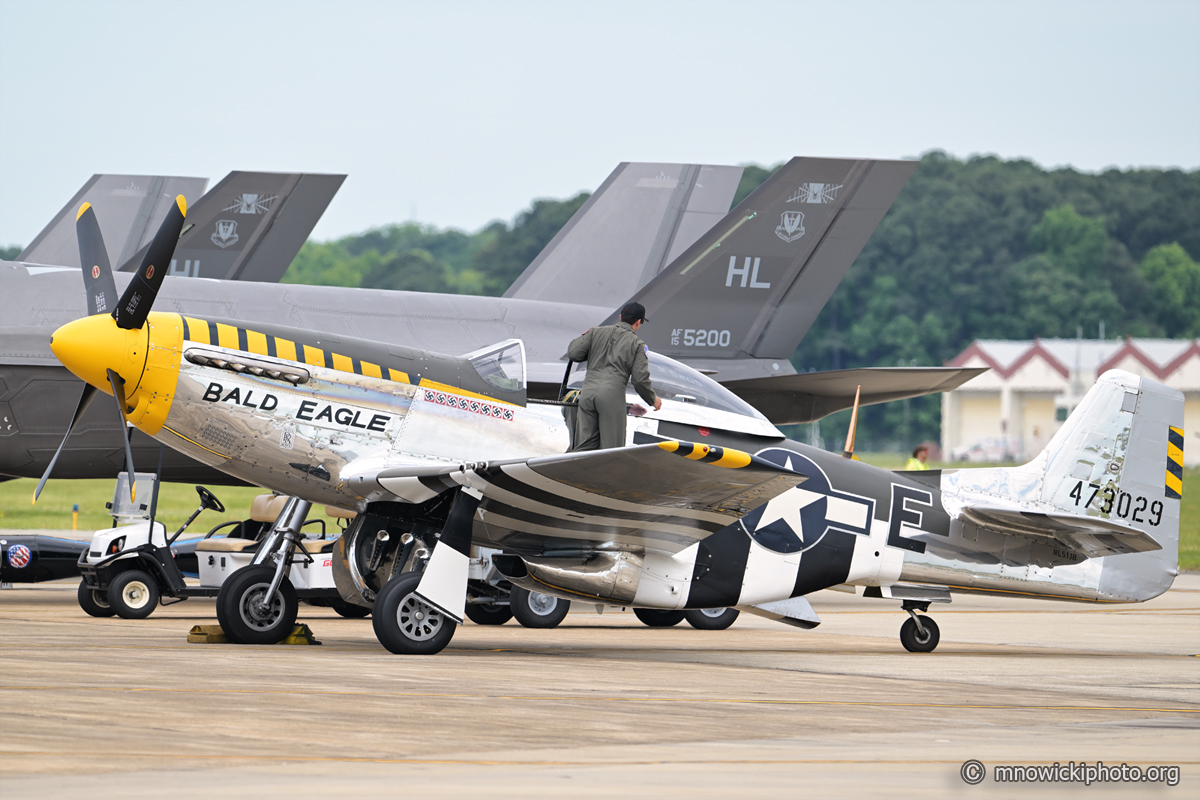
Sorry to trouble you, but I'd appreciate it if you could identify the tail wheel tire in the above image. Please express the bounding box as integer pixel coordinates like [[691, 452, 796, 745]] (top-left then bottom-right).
[[372, 572, 456, 655], [78, 579, 115, 618], [464, 600, 513, 625], [900, 615, 940, 653], [634, 608, 686, 627], [107, 570, 160, 619], [216, 566, 299, 645], [510, 586, 570, 628], [684, 607, 739, 630], [331, 599, 371, 619]]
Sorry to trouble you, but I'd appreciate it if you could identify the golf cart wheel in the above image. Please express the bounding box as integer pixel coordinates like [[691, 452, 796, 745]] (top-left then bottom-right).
[[510, 586, 570, 628], [216, 566, 299, 645], [107, 570, 160, 619], [634, 608, 686, 627], [78, 579, 115, 618], [464, 599, 513, 626], [684, 607, 740, 630], [331, 598, 371, 619], [372, 572, 456, 655], [900, 615, 940, 653]]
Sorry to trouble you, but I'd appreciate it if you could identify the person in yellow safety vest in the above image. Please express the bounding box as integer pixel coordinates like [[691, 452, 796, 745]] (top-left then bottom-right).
[[905, 444, 930, 470]]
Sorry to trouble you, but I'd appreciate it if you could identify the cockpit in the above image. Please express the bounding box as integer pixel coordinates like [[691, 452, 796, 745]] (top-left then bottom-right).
[[465, 339, 526, 394], [565, 351, 781, 439]]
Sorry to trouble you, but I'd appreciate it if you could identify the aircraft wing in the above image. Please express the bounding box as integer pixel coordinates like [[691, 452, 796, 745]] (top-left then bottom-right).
[[116, 171, 346, 282], [723, 366, 989, 424], [350, 441, 805, 554], [958, 505, 1162, 558]]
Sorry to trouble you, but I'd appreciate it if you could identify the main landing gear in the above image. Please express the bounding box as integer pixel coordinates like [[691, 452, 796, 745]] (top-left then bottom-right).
[[215, 497, 309, 644], [899, 600, 940, 653]]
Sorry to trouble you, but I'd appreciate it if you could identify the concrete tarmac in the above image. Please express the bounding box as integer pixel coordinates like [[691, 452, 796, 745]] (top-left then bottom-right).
[[1, 575, 1197, 799]]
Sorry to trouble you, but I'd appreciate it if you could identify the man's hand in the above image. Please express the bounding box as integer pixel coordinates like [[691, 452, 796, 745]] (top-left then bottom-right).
[[653, 397, 662, 412], [629, 403, 647, 417]]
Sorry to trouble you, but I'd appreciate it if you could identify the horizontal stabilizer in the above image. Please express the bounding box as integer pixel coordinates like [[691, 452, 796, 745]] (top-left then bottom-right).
[[724, 366, 988, 424], [959, 505, 1162, 558], [117, 171, 345, 282]]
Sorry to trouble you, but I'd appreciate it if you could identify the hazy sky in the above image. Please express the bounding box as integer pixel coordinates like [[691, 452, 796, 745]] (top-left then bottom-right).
[[1, 0, 1197, 248]]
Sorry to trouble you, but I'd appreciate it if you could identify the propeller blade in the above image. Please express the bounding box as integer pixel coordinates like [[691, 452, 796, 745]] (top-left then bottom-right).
[[107, 369, 137, 503], [113, 194, 187, 330], [31, 383, 99, 504], [75, 203, 119, 316]]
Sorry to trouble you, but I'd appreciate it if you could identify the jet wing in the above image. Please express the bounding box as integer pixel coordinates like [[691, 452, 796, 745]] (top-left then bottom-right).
[[723, 366, 988, 424], [959, 505, 1162, 558], [351, 441, 805, 554]]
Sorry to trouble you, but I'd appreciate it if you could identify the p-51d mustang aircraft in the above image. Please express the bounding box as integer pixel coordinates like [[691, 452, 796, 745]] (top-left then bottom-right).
[[39, 195, 1184, 655]]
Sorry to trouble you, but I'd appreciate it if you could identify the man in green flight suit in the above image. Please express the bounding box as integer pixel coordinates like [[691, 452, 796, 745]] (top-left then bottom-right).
[[568, 301, 662, 451]]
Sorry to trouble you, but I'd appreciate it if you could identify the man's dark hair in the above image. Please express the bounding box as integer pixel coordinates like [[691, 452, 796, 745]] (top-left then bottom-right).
[[913, 445, 929, 458]]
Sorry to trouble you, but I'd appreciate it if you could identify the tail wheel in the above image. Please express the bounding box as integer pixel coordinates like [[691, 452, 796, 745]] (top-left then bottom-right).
[[684, 607, 739, 630], [78, 579, 115, 618], [634, 608, 686, 627], [216, 566, 299, 644], [107, 570, 160, 619], [510, 586, 570, 628], [464, 599, 513, 626], [900, 615, 940, 653], [372, 572, 456, 655]]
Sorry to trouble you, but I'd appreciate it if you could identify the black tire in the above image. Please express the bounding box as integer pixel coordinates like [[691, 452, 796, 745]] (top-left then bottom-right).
[[107, 570, 160, 619], [900, 615, 940, 653], [510, 586, 570, 628], [684, 607, 740, 630], [634, 608, 686, 627], [331, 598, 371, 619], [78, 579, 115, 618], [216, 566, 299, 645], [372, 572, 456, 655], [464, 599, 513, 625]]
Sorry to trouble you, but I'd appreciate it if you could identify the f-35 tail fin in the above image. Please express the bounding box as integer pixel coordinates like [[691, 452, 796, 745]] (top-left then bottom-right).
[[116, 171, 345, 282], [504, 162, 744, 309], [17, 174, 209, 269], [608, 157, 916, 367]]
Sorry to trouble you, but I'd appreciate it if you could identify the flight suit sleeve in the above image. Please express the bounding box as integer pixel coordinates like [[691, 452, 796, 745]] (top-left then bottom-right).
[[630, 338, 657, 406], [567, 329, 593, 362]]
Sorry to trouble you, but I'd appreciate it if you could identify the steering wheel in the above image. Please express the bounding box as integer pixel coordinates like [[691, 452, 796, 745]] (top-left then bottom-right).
[[195, 485, 225, 513]]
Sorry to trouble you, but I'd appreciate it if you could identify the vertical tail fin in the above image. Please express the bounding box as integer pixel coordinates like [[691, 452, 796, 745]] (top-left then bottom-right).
[[504, 162, 744, 308], [17, 175, 209, 269], [116, 171, 345, 282], [950, 370, 1184, 600], [608, 157, 917, 365]]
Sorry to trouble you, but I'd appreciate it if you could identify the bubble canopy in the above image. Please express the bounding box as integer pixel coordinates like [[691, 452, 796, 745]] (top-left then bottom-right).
[[568, 351, 772, 422]]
